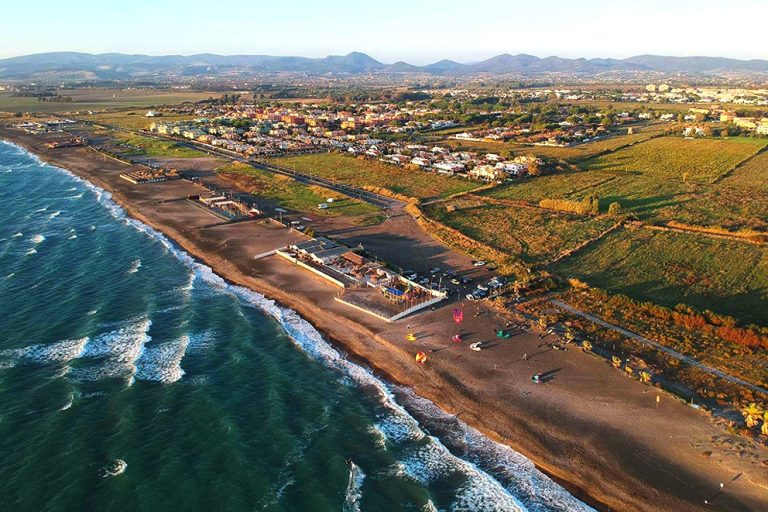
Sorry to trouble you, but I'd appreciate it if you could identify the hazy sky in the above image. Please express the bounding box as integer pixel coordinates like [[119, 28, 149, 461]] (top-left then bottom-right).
[[2, 0, 767, 63]]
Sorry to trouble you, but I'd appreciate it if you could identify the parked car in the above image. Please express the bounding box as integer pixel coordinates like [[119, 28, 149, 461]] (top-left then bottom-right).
[[450, 278, 461, 285], [472, 260, 487, 267], [466, 293, 476, 301], [430, 267, 441, 274], [418, 277, 430, 286], [460, 277, 473, 284], [477, 284, 489, 292]]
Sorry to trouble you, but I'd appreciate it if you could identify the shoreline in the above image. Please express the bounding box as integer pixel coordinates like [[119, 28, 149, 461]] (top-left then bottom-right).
[[3, 129, 767, 512]]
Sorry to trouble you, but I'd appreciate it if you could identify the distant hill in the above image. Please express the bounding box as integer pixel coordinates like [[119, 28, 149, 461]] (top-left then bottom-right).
[[2, 51, 768, 80]]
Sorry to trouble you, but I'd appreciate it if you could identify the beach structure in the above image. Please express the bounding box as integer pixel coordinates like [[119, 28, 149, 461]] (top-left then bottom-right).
[[276, 236, 446, 321], [120, 167, 180, 184]]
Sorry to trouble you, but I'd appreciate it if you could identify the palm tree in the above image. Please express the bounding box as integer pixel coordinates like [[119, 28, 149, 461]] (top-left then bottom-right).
[[639, 370, 652, 384], [581, 340, 593, 352], [741, 403, 764, 428], [762, 412, 768, 437], [611, 355, 622, 369]]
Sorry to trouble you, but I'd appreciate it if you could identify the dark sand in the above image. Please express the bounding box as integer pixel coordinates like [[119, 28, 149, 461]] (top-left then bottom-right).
[[3, 127, 767, 512]]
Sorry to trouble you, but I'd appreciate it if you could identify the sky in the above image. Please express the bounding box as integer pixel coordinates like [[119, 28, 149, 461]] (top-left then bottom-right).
[[2, 0, 767, 63]]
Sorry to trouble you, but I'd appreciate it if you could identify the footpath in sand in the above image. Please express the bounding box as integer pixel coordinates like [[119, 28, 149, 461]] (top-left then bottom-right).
[[3, 126, 767, 512]]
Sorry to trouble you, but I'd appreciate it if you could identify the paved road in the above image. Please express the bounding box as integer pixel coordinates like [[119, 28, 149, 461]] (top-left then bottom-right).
[[552, 300, 768, 396]]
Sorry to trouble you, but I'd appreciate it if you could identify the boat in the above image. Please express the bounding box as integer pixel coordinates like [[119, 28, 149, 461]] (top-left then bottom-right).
[[469, 342, 483, 351]]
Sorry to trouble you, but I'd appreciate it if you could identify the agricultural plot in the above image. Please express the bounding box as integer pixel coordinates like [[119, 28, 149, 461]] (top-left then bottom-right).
[[217, 162, 379, 217], [486, 170, 620, 203], [270, 153, 480, 200], [564, 136, 768, 218], [553, 227, 768, 326], [423, 196, 616, 265]]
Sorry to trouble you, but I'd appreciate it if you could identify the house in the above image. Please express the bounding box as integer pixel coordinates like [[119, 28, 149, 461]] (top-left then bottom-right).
[[468, 165, 504, 181]]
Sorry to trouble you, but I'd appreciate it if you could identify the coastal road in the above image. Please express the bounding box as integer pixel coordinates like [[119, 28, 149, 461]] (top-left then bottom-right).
[[552, 299, 768, 396], [72, 118, 403, 210]]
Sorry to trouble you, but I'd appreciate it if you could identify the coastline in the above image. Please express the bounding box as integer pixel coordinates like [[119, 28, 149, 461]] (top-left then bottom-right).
[[3, 128, 766, 512]]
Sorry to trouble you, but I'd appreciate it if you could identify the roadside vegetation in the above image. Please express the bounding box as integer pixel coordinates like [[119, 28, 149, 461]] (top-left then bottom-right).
[[217, 162, 379, 217]]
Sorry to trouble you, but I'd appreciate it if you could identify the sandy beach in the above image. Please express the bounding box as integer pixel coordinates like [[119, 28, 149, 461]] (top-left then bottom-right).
[[3, 126, 766, 511]]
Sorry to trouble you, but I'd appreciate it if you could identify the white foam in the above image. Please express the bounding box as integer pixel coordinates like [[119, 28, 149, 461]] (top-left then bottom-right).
[[35, 206, 48, 213], [49, 210, 61, 219], [12, 232, 23, 238], [127, 259, 142, 274], [342, 461, 366, 512], [25, 248, 37, 256], [0, 337, 88, 365], [68, 234, 77, 240], [30, 234, 45, 244], [134, 335, 189, 384]]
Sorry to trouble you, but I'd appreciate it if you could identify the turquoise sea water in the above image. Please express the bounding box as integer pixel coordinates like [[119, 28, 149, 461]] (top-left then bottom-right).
[[0, 140, 592, 512]]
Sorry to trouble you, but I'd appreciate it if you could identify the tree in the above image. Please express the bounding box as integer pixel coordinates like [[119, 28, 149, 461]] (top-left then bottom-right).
[[608, 202, 621, 216], [741, 403, 764, 428], [762, 412, 768, 436], [611, 356, 622, 368], [581, 340, 593, 352], [639, 370, 652, 384], [528, 159, 541, 176]]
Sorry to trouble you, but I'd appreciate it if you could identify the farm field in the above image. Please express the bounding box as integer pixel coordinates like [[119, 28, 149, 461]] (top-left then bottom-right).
[[423, 196, 616, 265], [114, 132, 208, 158], [485, 170, 621, 203], [217, 162, 379, 217], [553, 227, 768, 326], [269, 153, 480, 200], [572, 136, 767, 219], [0, 88, 219, 113]]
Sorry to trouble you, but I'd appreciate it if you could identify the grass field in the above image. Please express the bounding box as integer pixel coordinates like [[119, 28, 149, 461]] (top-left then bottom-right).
[[0, 88, 219, 114], [423, 196, 616, 265], [553, 227, 768, 326], [217, 162, 379, 217], [114, 133, 208, 158], [269, 153, 480, 200], [486, 170, 621, 203], [75, 110, 198, 131]]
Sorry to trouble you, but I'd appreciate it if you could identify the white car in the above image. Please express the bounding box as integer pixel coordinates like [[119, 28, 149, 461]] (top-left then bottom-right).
[[473, 260, 487, 267]]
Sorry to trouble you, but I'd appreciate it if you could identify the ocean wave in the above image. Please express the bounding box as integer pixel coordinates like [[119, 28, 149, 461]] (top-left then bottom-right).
[[35, 206, 48, 213], [49, 210, 61, 219], [134, 335, 189, 384], [68, 234, 77, 240], [12, 232, 23, 238], [127, 259, 142, 274], [0, 337, 89, 365], [30, 234, 45, 244], [25, 248, 37, 256], [342, 461, 366, 512]]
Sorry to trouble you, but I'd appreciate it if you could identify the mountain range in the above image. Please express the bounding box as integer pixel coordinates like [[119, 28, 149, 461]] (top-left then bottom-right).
[[2, 51, 768, 80]]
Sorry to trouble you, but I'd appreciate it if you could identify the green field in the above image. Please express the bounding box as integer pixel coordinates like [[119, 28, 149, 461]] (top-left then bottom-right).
[[553, 227, 768, 325], [423, 196, 616, 264], [217, 162, 379, 217], [0, 88, 219, 114], [269, 153, 480, 200], [486, 170, 621, 203], [115, 133, 208, 158]]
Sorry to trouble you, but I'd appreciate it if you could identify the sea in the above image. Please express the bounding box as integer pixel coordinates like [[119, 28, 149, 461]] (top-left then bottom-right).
[[0, 140, 592, 512]]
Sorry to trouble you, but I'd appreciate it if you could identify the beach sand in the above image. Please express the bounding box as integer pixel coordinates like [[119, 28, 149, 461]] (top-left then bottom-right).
[[3, 126, 766, 512]]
